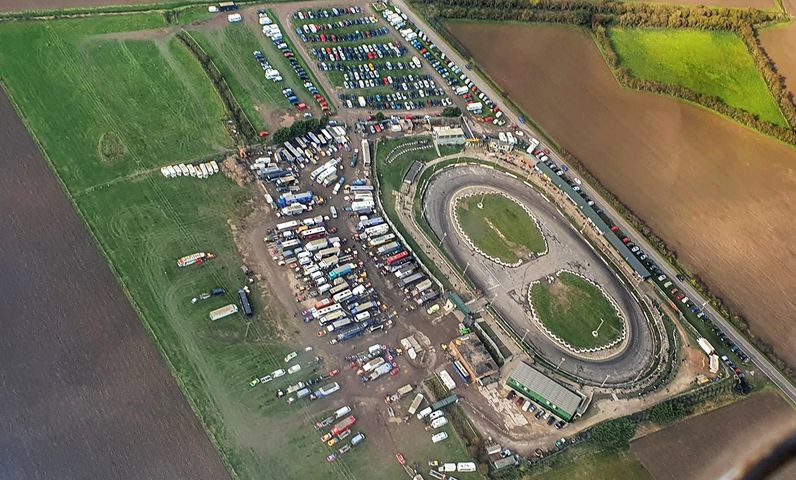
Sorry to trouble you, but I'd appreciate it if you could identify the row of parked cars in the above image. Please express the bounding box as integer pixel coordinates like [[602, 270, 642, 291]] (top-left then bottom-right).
[[293, 6, 361, 21], [507, 390, 567, 429], [340, 93, 450, 111], [297, 15, 378, 35], [300, 26, 389, 44], [319, 58, 421, 75], [310, 42, 407, 62]]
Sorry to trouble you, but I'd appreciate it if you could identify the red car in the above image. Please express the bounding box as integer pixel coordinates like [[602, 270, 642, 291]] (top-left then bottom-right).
[[622, 237, 631, 244], [396, 453, 406, 465], [328, 368, 340, 377], [675, 293, 685, 301], [611, 226, 619, 232]]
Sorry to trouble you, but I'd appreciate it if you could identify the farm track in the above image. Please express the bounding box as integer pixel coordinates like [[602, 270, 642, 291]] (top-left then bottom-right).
[[0, 88, 229, 478]]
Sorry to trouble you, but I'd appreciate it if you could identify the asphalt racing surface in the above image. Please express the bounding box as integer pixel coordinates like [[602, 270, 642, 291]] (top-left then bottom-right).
[[0, 93, 228, 478], [423, 165, 656, 384]]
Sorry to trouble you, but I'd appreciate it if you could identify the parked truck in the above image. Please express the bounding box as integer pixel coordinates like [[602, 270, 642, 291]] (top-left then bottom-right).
[[367, 362, 393, 382], [330, 415, 357, 436], [209, 304, 238, 321], [177, 252, 216, 267]]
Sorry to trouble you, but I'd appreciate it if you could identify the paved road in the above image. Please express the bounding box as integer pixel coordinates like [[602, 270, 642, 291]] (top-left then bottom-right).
[[393, 0, 796, 401], [423, 165, 657, 385]]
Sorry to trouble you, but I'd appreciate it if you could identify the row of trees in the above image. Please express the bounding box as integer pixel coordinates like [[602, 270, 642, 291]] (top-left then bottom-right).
[[176, 31, 257, 143], [270, 117, 329, 144]]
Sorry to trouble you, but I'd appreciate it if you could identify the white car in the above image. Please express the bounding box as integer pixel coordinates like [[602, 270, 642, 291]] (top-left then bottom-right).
[[431, 432, 448, 443], [260, 375, 273, 384], [272, 369, 286, 378], [284, 352, 297, 363]]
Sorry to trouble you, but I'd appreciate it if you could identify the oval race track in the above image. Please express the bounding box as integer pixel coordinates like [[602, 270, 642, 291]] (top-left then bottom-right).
[[423, 164, 657, 384]]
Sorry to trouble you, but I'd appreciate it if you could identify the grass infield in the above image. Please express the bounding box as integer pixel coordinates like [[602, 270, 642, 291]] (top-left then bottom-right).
[[530, 272, 624, 350], [455, 193, 545, 264]]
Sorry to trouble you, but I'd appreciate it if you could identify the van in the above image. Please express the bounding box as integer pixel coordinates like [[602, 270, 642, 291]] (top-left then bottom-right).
[[331, 206, 338, 218], [416, 406, 432, 420], [430, 417, 448, 429], [310, 271, 323, 280], [334, 405, 352, 418], [350, 432, 366, 446], [522, 400, 531, 412], [457, 462, 477, 473], [431, 432, 448, 443], [318, 284, 332, 294]]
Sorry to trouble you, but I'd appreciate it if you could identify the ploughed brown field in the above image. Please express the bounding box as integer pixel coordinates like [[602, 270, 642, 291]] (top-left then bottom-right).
[[631, 391, 796, 479], [0, 0, 163, 12], [0, 92, 228, 478], [760, 0, 796, 95], [447, 22, 796, 367]]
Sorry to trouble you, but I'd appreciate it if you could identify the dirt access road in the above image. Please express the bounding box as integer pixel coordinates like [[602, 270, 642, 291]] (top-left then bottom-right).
[[0, 92, 228, 478]]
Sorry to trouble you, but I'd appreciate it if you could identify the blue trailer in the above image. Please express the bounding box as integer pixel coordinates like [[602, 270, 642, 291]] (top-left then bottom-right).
[[328, 263, 355, 281], [356, 216, 383, 232], [334, 321, 370, 343], [238, 288, 253, 317], [277, 191, 314, 208]]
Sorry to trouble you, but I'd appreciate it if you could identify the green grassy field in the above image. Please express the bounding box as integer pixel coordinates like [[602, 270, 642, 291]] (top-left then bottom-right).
[[529, 272, 624, 349], [456, 193, 545, 264], [609, 28, 786, 126], [188, 23, 293, 132], [525, 445, 650, 480], [0, 12, 420, 480]]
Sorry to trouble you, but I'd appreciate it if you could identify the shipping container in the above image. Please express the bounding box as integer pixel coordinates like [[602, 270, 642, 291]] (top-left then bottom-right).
[[209, 304, 238, 321]]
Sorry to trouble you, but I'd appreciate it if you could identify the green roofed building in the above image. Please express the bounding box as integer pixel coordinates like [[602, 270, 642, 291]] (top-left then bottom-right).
[[505, 361, 585, 422]]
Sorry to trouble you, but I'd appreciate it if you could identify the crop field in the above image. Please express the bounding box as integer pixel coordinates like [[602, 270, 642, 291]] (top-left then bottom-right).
[[455, 193, 545, 264], [0, 89, 230, 479], [446, 21, 796, 368], [529, 272, 624, 349], [631, 391, 796, 479], [760, 0, 796, 96], [609, 28, 786, 126]]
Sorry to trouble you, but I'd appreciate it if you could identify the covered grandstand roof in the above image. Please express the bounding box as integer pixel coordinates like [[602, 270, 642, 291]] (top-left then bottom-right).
[[535, 162, 650, 279], [506, 362, 583, 421]]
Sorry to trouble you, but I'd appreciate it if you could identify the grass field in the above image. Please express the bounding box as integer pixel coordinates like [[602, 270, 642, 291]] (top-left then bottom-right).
[[0, 13, 408, 480], [609, 28, 786, 126], [455, 193, 545, 264], [525, 445, 650, 480], [529, 272, 624, 350]]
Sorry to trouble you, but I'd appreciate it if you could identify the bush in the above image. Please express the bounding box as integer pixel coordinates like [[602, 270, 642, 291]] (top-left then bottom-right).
[[649, 401, 691, 425], [272, 117, 329, 144], [590, 417, 636, 450], [442, 106, 462, 117]]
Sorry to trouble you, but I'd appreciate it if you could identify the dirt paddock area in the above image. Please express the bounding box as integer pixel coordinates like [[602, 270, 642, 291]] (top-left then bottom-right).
[[631, 391, 796, 480]]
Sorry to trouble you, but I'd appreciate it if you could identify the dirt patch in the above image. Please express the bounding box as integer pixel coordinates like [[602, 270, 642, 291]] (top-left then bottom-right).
[[447, 21, 796, 368], [631, 391, 796, 480], [0, 89, 228, 478], [97, 130, 126, 162], [221, 155, 249, 187]]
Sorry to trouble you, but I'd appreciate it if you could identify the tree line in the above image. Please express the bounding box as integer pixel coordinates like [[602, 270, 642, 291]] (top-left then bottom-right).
[[177, 31, 258, 144], [419, 0, 796, 144]]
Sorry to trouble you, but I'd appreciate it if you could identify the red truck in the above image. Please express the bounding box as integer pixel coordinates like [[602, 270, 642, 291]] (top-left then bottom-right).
[[331, 415, 356, 436]]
